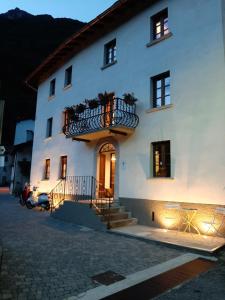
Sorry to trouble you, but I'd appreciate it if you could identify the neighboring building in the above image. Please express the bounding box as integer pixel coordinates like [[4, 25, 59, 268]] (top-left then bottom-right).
[[10, 119, 34, 193], [0, 149, 13, 187], [26, 0, 225, 233]]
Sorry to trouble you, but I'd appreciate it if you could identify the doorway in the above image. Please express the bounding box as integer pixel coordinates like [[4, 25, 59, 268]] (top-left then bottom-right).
[[98, 143, 116, 197]]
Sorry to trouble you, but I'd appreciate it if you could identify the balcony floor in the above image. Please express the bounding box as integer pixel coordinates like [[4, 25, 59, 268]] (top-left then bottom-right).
[[112, 225, 225, 253], [72, 126, 135, 142]]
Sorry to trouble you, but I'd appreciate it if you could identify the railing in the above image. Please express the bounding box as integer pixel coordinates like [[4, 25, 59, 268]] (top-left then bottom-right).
[[93, 183, 113, 229], [65, 176, 96, 202], [49, 176, 114, 229], [63, 97, 139, 138], [49, 179, 66, 212]]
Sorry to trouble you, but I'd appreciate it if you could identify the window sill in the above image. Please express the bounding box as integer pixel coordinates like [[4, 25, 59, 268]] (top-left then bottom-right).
[[63, 84, 72, 91], [147, 177, 175, 181], [146, 104, 173, 113], [101, 60, 117, 70], [146, 32, 173, 48], [48, 95, 55, 101]]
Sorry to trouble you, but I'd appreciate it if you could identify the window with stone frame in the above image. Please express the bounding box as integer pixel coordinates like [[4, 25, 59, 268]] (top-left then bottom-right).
[[60, 156, 67, 179], [152, 141, 171, 177], [104, 39, 117, 65], [152, 8, 169, 40], [152, 71, 170, 108], [44, 159, 50, 180]]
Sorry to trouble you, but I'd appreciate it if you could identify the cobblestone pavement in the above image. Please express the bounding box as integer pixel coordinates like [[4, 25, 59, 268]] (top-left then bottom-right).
[[0, 194, 185, 300]]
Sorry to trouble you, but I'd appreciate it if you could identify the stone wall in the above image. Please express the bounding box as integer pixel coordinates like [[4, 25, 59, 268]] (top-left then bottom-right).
[[120, 198, 225, 237]]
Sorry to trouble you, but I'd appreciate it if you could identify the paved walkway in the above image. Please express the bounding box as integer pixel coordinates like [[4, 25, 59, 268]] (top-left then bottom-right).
[[0, 194, 184, 300], [112, 225, 225, 253]]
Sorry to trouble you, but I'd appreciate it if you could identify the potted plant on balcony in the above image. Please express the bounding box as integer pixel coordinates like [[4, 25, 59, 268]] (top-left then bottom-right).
[[98, 92, 110, 106], [65, 106, 79, 122], [74, 103, 86, 114], [123, 93, 137, 105], [85, 98, 99, 109]]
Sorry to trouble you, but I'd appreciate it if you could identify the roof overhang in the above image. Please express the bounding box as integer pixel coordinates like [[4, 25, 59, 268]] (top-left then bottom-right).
[[25, 0, 156, 89]]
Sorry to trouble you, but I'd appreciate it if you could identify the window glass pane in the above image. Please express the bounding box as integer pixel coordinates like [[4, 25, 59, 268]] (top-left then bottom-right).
[[65, 66, 72, 86], [156, 80, 162, 88], [105, 40, 116, 65], [154, 150, 160, 176], [165, 77, 170, 85], [156, 98, 162, 107], [157, 89, 161, 98], [156, 24, 161, 34], [165, 85, 170, 96], [165, 95, 171, 105]]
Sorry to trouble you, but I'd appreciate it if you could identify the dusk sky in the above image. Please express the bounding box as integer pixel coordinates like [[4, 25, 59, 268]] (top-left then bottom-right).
[[0, 0, 116, 22]]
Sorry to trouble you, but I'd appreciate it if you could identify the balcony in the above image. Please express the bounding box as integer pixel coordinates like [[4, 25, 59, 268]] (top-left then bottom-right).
[[63, 97, 139, 142]]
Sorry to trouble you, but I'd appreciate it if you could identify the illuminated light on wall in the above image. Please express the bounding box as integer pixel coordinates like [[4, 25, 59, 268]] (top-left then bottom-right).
[[199, 221, 217, 235], [163, 217, 177, 229]]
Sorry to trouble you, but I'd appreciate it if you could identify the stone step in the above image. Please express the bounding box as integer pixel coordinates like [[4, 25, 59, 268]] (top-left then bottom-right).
[[100, 212, 129, 222], [94, 206, 125, 215], [106, 218, 138, 229]]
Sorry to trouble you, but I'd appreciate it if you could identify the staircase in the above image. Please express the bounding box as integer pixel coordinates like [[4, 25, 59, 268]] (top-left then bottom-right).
[[94, 204, 137, 229], [49, 176, 137, 230]]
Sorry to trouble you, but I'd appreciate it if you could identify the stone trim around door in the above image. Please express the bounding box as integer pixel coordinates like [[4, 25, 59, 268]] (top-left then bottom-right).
[[94, 137, 120, 201]]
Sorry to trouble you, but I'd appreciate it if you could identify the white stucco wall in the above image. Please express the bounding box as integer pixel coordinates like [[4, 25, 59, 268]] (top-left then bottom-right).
[[31, 0, 225, 205], [14, 119, 34, 145]]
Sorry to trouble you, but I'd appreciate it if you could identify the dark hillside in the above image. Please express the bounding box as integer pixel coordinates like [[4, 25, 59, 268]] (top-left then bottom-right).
[[0, 8, 85, 145]]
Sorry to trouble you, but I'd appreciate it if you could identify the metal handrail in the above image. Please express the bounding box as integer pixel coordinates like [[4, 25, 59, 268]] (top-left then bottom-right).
[[49, 175, 114, 229], [63, 97, 139, 138], [49, 179, 66, 212], [93, 179, 113, 229]]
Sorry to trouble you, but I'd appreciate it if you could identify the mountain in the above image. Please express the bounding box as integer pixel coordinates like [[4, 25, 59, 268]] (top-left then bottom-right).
[[0, 7, 33, 20], [0, 8, 85, 145]]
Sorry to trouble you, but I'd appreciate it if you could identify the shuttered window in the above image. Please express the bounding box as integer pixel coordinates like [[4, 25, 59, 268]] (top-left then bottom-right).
[[44, 159, 50, 180], [60, 156, 67, 179]]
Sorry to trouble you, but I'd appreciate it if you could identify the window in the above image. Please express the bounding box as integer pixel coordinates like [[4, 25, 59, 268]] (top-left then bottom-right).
[[46, 117, 53, 138], [60, 156, 67, 179], [152, 71, 170, 108], [26, 130, 33, 142], [44, 159, 50, 180], [152, 9, 169, 40], [64, 66, 72, 87], [104, 39, 116, 65], [152, 141, 171, 177], [49, 78, 56, 97]]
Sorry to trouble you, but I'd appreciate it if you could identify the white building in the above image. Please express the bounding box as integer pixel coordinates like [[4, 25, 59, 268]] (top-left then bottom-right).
[[26, 0, 225, 233], [10, 119, 34, 193]]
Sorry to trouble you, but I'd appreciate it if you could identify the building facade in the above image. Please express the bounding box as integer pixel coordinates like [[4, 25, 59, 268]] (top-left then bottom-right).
[[27, 0, 225, 232], [10, 119, 34, 193]]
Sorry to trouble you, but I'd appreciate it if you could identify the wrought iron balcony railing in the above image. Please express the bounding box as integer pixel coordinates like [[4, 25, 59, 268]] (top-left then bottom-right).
[[63, 98, 139, 140]]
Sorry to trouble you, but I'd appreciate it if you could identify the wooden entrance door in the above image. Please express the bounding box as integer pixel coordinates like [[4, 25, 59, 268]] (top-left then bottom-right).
[[110, 153, 116, 195], [99, 154, 106, 196]]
